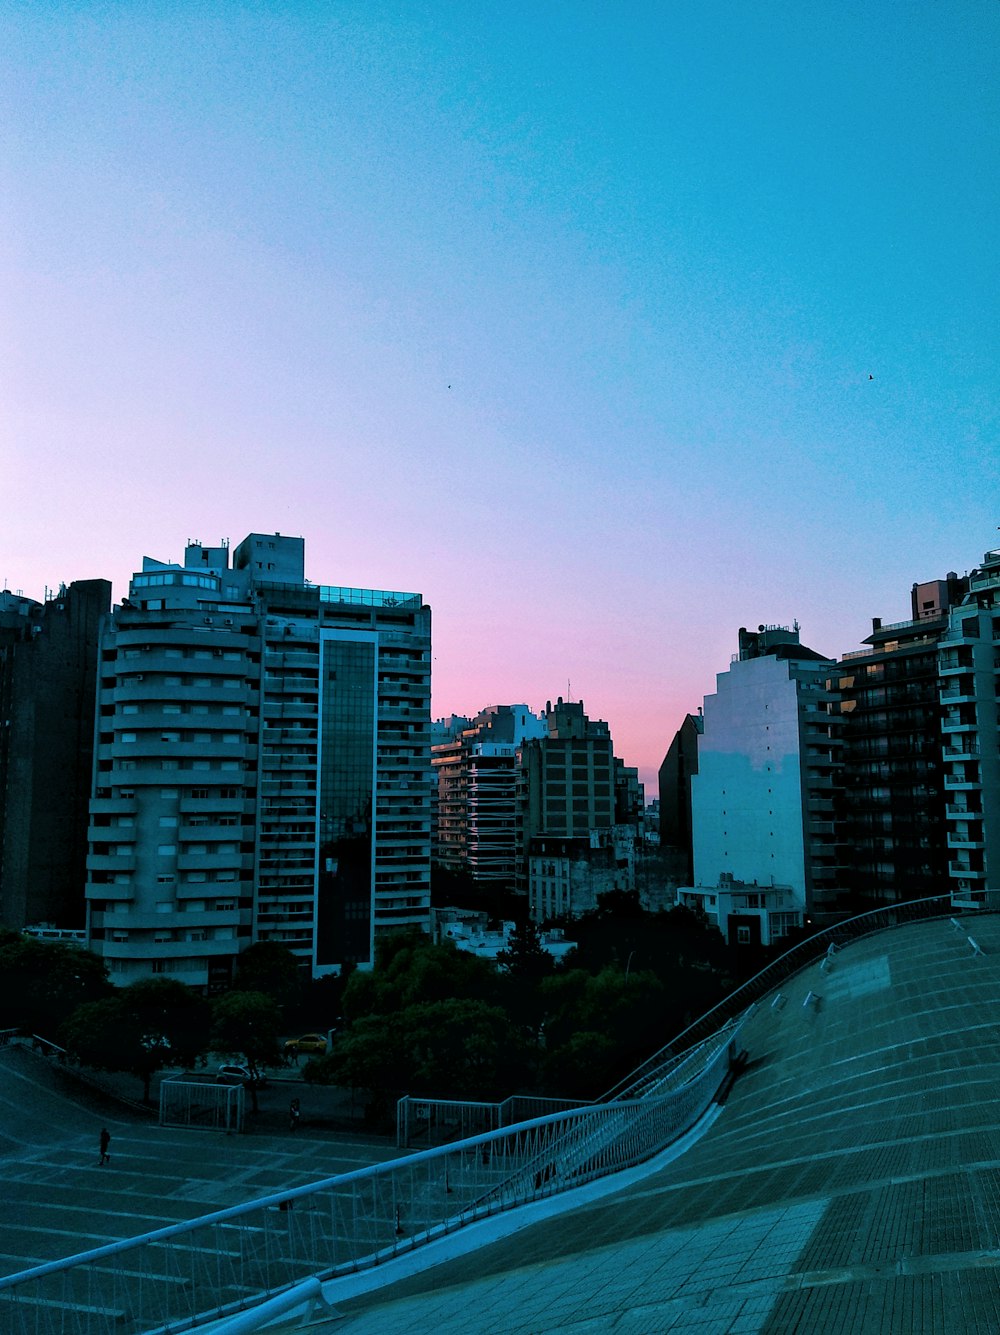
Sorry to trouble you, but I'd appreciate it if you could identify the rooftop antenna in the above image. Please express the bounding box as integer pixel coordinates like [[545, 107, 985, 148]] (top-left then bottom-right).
[[567, 678, 572, 702]]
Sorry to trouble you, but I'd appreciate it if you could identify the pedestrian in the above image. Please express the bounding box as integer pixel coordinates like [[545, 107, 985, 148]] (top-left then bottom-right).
[[99, 1127, 111, 1165], [289, 1098, 301, 1132]]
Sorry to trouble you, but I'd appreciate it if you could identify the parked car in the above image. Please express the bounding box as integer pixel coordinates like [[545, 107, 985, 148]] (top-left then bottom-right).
[[216, 1063, 268, 1088], [284, 1033, 328, 1056]]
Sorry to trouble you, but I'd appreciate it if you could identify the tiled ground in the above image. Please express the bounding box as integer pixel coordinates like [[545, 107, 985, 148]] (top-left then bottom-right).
[[292, 914, 1000, 1334]]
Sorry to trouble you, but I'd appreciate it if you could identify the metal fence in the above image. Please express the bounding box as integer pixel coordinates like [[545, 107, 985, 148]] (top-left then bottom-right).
[[600, 893, 957, 1101], [0, 893, 973, 1335], [0, 1020, 740, 1335], [397, 1093, 588, 1149]]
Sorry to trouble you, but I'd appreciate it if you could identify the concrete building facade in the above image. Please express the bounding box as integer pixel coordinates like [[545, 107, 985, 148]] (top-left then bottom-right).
[[85, 535, 431, 988], [0, 580, 111, 931], [939, 547, 1000, 906], [832, 573, 968, 907], [516, 698, 644, 921], [681, 625, 842, 942], [431, 705, 546, 885]]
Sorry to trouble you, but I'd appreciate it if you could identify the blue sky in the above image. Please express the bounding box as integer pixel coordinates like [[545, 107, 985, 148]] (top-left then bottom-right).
[[3, 2, 997, 786]]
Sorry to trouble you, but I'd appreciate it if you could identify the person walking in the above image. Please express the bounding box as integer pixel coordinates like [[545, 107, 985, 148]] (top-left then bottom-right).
[[289, 1098, 301, 1132], [99, 1127, 111, 1165]]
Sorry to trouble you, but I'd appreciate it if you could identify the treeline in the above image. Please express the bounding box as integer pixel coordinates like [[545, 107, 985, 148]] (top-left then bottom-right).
[[0, 930, 331, 1108], [305, 895, 738, 1118], [0, 897, 750, 1119]]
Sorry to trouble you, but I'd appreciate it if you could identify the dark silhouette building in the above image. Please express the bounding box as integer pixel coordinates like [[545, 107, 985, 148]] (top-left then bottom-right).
[[0, 580, 111, 930], [832, 573, 968, 907]]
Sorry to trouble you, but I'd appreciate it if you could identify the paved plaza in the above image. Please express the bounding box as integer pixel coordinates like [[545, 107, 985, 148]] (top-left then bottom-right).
[[0, 1047, 400, 1281]]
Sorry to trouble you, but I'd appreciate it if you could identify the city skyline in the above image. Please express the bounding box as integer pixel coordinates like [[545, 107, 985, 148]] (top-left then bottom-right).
[[5, 3, 997, 790]]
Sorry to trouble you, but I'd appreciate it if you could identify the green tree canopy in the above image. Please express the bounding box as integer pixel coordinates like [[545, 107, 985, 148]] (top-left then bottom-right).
[[232, 942, 303, 1016], [59, 977, 211, 1102], [311, 997, 531, 1116], [341, 933, 501, 1022], [0, 938, 112, 1036], [210, 990, 283, 1111]]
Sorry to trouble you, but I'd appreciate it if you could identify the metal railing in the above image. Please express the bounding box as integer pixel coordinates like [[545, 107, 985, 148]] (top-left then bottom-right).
[[600, 894, 958, 1101], [0, 1023, 740, 1335], [0, 893, 972, 1335]]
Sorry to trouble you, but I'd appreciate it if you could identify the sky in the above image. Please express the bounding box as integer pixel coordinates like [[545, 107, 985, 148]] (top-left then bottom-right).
[[3, 2, 998, 790]]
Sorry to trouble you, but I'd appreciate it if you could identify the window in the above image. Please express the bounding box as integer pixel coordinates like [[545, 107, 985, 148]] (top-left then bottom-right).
[[157, 843, 176, 856], [121, 704, 139, 715], [737, 927, 751, 945], [156, 900, 173, 911], [119, 732, 137, 744]]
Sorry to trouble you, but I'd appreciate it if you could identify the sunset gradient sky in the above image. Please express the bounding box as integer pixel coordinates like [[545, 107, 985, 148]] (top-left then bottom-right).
[[3, 2, 998, 788]]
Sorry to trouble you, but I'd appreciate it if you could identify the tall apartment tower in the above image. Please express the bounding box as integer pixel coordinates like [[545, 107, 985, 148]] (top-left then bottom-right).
[[0, 580, 111, 930], [516, 698, 643, 920], [832, 572, 968, 907], [681, 626, 842, 943], [432, 705, 546, 884], [940, 546, 1000, 905], [85, 535, 431, 988]]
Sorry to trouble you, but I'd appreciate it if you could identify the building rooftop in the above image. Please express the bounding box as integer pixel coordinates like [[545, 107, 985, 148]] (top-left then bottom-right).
[[290, 911, 1000, 1334]]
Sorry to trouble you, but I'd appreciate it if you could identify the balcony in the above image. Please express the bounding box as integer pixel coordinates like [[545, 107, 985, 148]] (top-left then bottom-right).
[[944, 774, 982, 790], [943, 745, 981, 758], [948, 832, 985, 850], [176, 852, 253, 872], [945, 804, 981, 819], [949, 861, 986, 879], [87, 854, 136, 872]]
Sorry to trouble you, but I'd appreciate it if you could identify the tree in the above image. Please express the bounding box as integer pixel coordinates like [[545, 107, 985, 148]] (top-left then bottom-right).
[[538, 966, 668, 1098], [232, 942, 303, 1017], [496, 918, 555, 982], [59, 978, 211, 1102], [210, 991, 283, 1112], [0, 938, 112, 1036], [311, 997, 531, 1124], [125, 977, 211, 1070], [340, 933, 501, 1022]]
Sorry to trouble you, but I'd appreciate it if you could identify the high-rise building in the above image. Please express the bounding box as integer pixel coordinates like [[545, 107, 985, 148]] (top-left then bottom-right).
[[431, 705, 546, 885], [0, 580, 111, 930], [939, 547, 1000, 906], [832, 573, 967, 907], [85, 535, 431, 988], [679, 625, 842, 944], [658, 711, 703, 882], [516, 697, 644, 920]]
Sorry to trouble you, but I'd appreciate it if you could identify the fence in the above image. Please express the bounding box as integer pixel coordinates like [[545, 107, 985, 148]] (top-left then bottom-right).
[[0, 893, 970, 1335], [0, 1020, 740, 1335], [397, 1093, 588, 1149], [160, 1077, 245, 1134], [600, 892, 956, 1101]]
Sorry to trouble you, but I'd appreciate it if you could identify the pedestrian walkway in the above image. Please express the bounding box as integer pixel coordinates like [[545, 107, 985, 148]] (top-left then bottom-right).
[[0, 1045, 401, 1282], [282, 913, 1000, 1334]]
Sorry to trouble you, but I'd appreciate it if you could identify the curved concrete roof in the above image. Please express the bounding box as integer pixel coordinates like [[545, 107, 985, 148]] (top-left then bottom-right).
[[302, 913, 1000, 1334]]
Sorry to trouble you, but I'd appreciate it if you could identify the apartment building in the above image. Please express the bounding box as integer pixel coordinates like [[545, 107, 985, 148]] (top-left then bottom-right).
[[432, 705, 546, 885], [832, 574, 967, 906], [0, 580, 111, 930], [680, 625, 842, 943], [939, 547, 1000, 905], [85, 534, 431, 988]]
